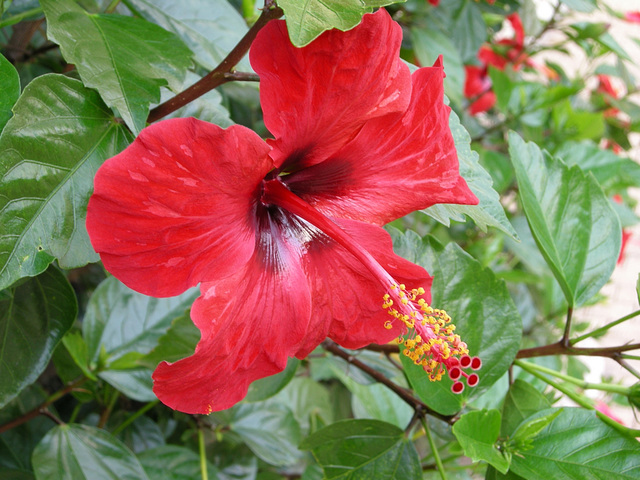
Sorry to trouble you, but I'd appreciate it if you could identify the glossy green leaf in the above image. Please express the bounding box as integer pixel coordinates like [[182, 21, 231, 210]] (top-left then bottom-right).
[[0, 267, 77, 408], [273, 377, 334, 434], [32, 424, 149, 480], [277, 0, 400, 47], [430, 0, 486, 63], [112, 416, 164, 454], [452, 409, 510, 473], [300, 419, 421, 479], [411, 27, 464, 106], [61, 330, 96, 381], [509, 408, 640, 479], [126, 0, 249, 71], [138, 445, 219, 480], [0, 385, 56, 471], [227, 402, 302, 466], [41, 0, 192, 134], [0, 52, 19, 132], [83, 277, 197, 400], [508, 131, 621, 307], [393, 232, 522, 415], [0, 74, 131, 291], [424, 108, 517, 239], [501, 379, 551, 436]]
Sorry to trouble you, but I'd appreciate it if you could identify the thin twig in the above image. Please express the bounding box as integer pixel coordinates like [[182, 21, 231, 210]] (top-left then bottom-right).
[[561, 306, 574, 347], [516, 341, 640, 359], [146, 3, 283, 123], [322, 341, 454, 423], [0, 377, 87, 434]]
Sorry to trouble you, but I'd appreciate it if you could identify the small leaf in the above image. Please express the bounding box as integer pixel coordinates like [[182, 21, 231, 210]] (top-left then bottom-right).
[[424, 108, 517, 238], [32, 424, 150, 480], [300, 419, 421, 479], [510, 409, 562, 448], [277, 0, 401, 47], [273, 377, 334, 434], [0, 266, 77, 408], [41, 0, 192, 134], [139, 311, 199, 369], [508, 131, 621, 307], [137, 445, 219, 480], [452, 409, 510, 474], [393, 231, 522, 415], [501, 379, 551, 437], [0, 52, 19, 132], [509, 408, 640, 480], [126, 0, 249, 71], [0, 74, 131, 290], [62, 330, 96, 381]]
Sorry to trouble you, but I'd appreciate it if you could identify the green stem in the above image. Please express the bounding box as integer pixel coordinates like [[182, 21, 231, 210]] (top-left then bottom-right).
[[0, 7, 43, 29], [421, 416, 447, 480], [111, 400, 159, 436], [516, 360, 630, 395], [199, 427, 209, 480], [514, 360, 640, 437], [104, 0, 122, 14], [98, 389, 120, 428], [571, 309, 640, 345], [561, 306, 573, 347]]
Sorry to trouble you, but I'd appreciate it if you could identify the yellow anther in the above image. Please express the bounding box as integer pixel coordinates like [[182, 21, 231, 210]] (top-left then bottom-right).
[[384, 320, 393, 329]]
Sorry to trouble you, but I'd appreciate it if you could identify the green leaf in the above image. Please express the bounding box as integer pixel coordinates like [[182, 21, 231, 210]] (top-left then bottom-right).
[[449, 0, 487, 63], [411, 27, 464, 106], [0, 74, 131, 290], [83, 277, 197, 400], [138, 445, 219, 480], [41, 0, 192, 134], [277, 0, 401, 47], [0, 266, 77, 408], [501, 379, 551, 437], [245, 357, 300, 403], [508, 131, 621, 307], [227, 402, 302, 466], [125, 0, 249, 71], [61, 330, 96, 381], [393, 232, 522, 415], [509, 408, 640, 480], [424, 108, 517, 238], [452, 409, 510, 474], [32, 424, 149, 480], [300, 419, 421, 479], [0, 52, 19, 132]]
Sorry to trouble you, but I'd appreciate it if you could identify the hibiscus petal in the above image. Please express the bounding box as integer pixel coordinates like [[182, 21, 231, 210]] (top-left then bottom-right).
[[250, 8, 411, 169], [314, 218, 432, 350], [283, 61, 478, 226], [87, 118, 272, 297], [152, 209, 315, 414]]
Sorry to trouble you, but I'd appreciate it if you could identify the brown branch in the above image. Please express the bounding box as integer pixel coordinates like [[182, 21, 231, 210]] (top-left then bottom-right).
[[146, 3, 283, 124], [322, 340, 454, 424], [516, 341, 640, 359], [0, 377, 86, 434]]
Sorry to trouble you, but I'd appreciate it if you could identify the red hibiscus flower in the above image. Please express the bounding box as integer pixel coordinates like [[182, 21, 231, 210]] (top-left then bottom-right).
[[86, 9, 480, 414], [597, 74, 621, 117]]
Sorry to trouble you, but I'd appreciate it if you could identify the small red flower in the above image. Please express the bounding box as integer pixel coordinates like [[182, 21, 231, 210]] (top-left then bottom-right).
[[624, 11, 640, 23], [597, 74, 621, 117], [464, 65, 496, 114], [87, 9, 479, 414]]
